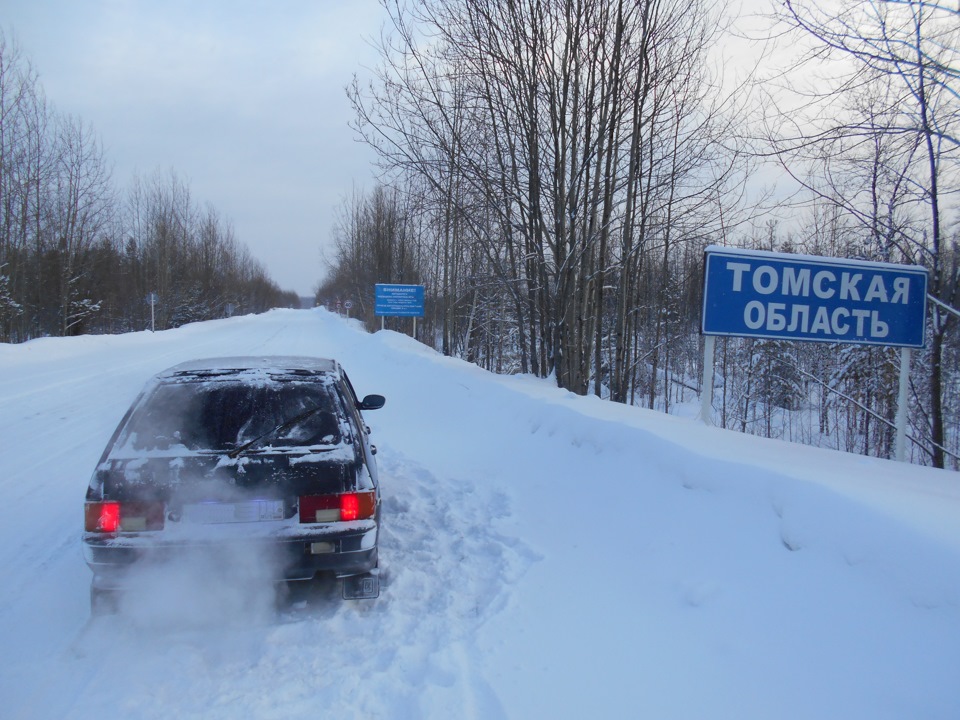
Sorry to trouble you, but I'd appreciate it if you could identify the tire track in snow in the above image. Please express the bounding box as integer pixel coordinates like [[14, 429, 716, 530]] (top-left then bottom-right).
[[263, 447, 539, 718]]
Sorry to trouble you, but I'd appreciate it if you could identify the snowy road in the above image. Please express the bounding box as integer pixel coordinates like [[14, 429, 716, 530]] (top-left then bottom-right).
[[1, 309, 959, 719]]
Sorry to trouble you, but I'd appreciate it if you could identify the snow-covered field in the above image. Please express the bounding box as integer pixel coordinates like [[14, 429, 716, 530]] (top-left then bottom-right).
[[1, 308, 958, 719]]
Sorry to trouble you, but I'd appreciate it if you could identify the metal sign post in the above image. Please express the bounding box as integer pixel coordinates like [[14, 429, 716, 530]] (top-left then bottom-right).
[[894, 347, 911, 462], [145, 292, 159, 332], [699, 334, 716, 427]]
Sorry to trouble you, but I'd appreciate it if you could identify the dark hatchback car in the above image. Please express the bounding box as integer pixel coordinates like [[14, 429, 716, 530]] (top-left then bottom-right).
[[83, 356, 385, 610]]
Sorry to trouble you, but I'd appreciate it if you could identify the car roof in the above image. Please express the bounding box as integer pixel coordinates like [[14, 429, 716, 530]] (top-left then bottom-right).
[[158, 356, 339, 378]]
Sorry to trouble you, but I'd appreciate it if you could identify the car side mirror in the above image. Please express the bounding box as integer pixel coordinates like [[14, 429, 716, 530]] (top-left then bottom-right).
[[359, 394, 386, 411]]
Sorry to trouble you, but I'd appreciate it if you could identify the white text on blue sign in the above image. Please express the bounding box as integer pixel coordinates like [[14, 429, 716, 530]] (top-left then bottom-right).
[[701, 248, 927, 348]]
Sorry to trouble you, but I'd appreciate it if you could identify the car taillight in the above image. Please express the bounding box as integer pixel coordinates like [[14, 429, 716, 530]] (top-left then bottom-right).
[[340, 493, 361, 521], [85, 501, 164, 532], [299, 492, 375, 523], [86, 502, 121, 532]]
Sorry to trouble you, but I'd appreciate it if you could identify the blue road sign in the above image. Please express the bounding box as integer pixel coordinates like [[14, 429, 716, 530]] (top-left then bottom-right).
[[375, 284, 425, 317], [702, 247, 928, 348]]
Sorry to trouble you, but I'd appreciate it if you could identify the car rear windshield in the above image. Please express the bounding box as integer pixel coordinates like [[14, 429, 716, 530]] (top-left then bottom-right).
[[120, 376, 343, 452]]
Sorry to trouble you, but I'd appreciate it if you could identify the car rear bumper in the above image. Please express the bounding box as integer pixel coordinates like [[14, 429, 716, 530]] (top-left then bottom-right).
[[84, 521, 378, 586]]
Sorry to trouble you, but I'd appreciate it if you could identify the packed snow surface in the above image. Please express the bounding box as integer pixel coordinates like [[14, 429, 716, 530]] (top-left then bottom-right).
[[1, 308, 958, 719]]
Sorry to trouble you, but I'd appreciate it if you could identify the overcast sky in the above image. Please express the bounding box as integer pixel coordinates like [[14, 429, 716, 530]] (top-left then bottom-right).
[[1, 0, 386, 296]]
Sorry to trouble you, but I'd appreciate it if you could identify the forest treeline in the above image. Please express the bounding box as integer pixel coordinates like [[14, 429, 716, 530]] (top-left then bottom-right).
[[318, 0, 959, 469], [0, 32, 298, 342]]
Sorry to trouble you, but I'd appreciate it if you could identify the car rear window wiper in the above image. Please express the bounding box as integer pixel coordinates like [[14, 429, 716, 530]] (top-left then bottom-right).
[[227, 406, 328, 459]]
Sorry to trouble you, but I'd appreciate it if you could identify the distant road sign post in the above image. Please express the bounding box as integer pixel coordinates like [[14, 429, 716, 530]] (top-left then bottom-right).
[[375, 284, 425, 336], [145, 292, 159, 332], [699, 246, 928, 461]]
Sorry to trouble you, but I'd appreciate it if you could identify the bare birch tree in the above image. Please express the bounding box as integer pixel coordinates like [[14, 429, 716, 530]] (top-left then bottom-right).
[[349, 0, 750, 396]]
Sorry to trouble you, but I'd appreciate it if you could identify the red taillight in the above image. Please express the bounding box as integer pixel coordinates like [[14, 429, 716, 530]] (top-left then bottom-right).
[[340, 493, 360, 521], [299, 492, 376, 523], [84, 501, 164, 532], [341, 492, 376, 520], [85, 502, 120, 533]]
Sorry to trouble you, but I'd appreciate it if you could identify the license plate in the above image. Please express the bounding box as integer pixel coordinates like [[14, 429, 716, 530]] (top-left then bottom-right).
[[182, 500, 285, 524]]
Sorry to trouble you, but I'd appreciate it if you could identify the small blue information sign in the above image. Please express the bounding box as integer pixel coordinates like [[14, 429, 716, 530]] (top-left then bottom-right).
[[375, 284, 425, 317], [702, 247, 927, 348]]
